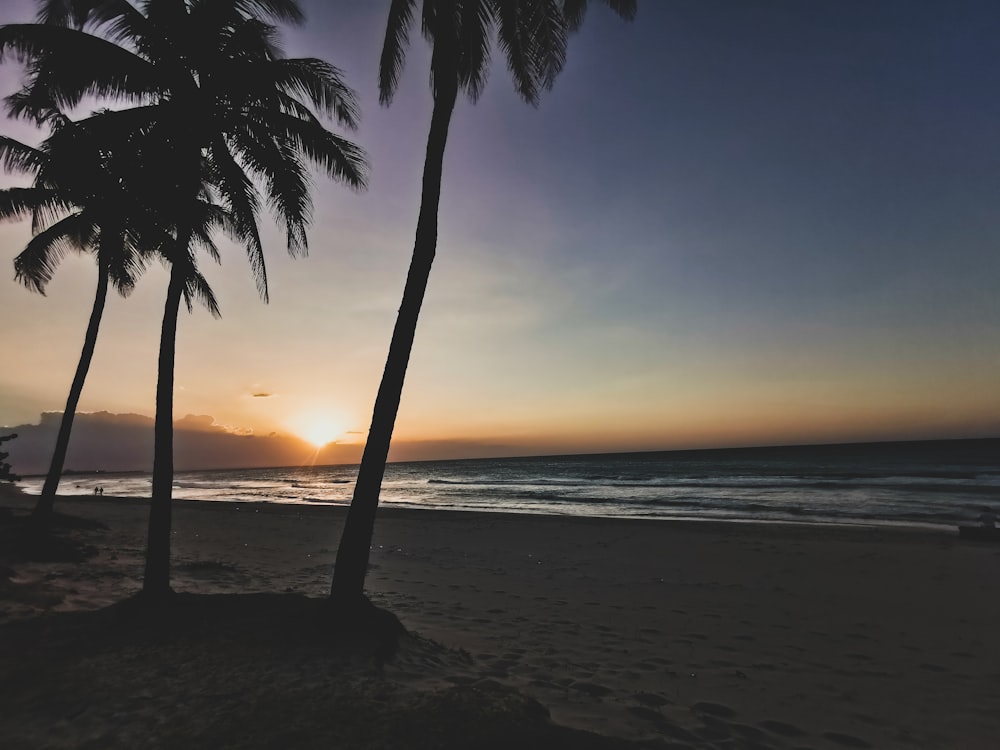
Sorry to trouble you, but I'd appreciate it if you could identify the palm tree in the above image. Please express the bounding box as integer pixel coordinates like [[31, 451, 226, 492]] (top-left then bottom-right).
[[2, 0, 367, 596], [330, 0, 636, 609], [0, 115, 226, 531], [1, 115, 149, 528]]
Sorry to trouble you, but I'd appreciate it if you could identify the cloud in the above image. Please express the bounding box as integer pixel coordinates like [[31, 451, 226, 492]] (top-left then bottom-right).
[[175, 414, 223, 433], [4, 412, 320, 475], [3, 413, 528, 476]]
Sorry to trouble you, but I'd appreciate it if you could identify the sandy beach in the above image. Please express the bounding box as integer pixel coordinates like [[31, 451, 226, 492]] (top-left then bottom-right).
[[2, 483, 999, 749]]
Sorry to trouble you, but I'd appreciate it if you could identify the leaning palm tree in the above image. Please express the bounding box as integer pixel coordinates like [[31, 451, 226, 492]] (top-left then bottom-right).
[[2, 0, 367, 597], [330, 0, 635, 608]]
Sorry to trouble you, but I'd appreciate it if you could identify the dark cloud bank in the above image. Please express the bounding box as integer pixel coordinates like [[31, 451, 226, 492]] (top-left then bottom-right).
[[2, 412, 520, 475], [2, 412, 323, 475]]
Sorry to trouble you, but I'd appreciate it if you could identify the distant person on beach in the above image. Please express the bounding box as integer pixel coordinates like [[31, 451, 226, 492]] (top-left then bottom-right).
[[93, 487, 99, 496]]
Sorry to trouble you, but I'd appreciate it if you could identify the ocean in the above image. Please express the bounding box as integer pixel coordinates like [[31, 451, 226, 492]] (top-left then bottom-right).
[[18, 438, 1000, 529]]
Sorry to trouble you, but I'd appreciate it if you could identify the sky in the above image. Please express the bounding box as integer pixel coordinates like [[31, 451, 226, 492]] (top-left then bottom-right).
[[2, 0, 1000, 473]]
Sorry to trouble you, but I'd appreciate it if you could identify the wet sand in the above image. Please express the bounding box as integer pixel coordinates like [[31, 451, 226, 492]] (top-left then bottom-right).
[[2, 484, 999, 748]]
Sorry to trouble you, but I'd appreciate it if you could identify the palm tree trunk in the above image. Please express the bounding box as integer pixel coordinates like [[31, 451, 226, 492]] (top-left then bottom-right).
[[330, 80, 459, 608], [31, 262, 110, 529], [143, 259, 186, 597]]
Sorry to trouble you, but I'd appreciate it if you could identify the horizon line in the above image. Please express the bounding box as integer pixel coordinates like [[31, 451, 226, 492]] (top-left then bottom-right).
[[18, 434, 1000, 478]]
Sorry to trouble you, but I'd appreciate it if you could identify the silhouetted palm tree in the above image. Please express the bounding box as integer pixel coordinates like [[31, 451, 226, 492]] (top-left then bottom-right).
[[1, 116, 142, 514], [330, 0, 635, 609], [2, 0, 366, 596], [0, 116, 223, 529]]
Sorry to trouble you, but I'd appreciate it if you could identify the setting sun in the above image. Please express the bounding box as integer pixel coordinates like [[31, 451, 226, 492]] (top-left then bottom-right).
[[292, 414, 347, 448]]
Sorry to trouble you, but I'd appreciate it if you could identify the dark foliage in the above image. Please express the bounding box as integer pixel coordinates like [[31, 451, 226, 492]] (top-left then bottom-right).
[[0, 433, 19, 483]]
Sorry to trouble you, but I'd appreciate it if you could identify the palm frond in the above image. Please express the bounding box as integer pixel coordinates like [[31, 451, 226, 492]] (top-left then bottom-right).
[[490, 0, 570, 105], [0, 187, 72, 225], [205, 137, 268, 302], [5, 87, 64, 125], [26, 184, 81, 232], [227, 0, 305, 25], [190, 232, 222, 267], [36, 0, 99, 27], [603, 0, 638, 22], [457, 1, 494, 102], [562, 0, 587, 30], [228, 122, 311, 256], [106, 230, 150, 295], [266, 58, 361, 129], [0, 137, 48, 175], [563, 0, 637, 32], [492, 0, 538, 104], [217, 15, 284, 62], [85, 0, 157, 48], [35, 0, 141, 30], [523, 0, 567, 93], [13, 211, 94, 293], [379, 0, 418, 105], [97, 220, 146, 296], [181, 266, 222, 318], [182, 199, 235, 266], [0, 24, 160, 116], [258, 108, 368, 191]]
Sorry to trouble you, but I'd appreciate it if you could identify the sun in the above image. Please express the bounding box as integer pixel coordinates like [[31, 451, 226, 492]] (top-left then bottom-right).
[[295, 415, 346, 448]]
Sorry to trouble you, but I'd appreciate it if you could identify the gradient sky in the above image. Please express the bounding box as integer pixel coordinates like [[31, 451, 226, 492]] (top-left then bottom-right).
[[2, 0, 1000, 468]]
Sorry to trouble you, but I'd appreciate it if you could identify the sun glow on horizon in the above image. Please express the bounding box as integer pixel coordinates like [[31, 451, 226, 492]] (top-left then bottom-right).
[[291, 412, 349, 448]]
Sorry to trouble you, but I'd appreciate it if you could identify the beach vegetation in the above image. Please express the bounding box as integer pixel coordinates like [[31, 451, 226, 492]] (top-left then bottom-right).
[[330, 0, 636, 610], [0, 433, 18, 483], [1, 0, 367, 596]]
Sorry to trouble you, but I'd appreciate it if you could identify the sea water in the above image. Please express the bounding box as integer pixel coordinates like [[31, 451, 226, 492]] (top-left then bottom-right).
[[19, 439, 1000, 529]]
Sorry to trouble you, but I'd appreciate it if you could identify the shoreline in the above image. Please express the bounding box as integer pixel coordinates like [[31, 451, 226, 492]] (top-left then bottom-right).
[[3, 484, 999, 747], [6, 482, 963, 536]]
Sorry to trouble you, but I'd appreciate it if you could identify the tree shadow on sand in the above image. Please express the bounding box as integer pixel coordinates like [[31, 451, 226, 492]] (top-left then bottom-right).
[[0, 507, 105, 562], [0, 592, 661, 749], [0, 508, 106, 610]]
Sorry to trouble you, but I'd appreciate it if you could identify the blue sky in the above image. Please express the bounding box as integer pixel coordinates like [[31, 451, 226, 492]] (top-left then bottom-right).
[[1, 0, 999, 470]]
